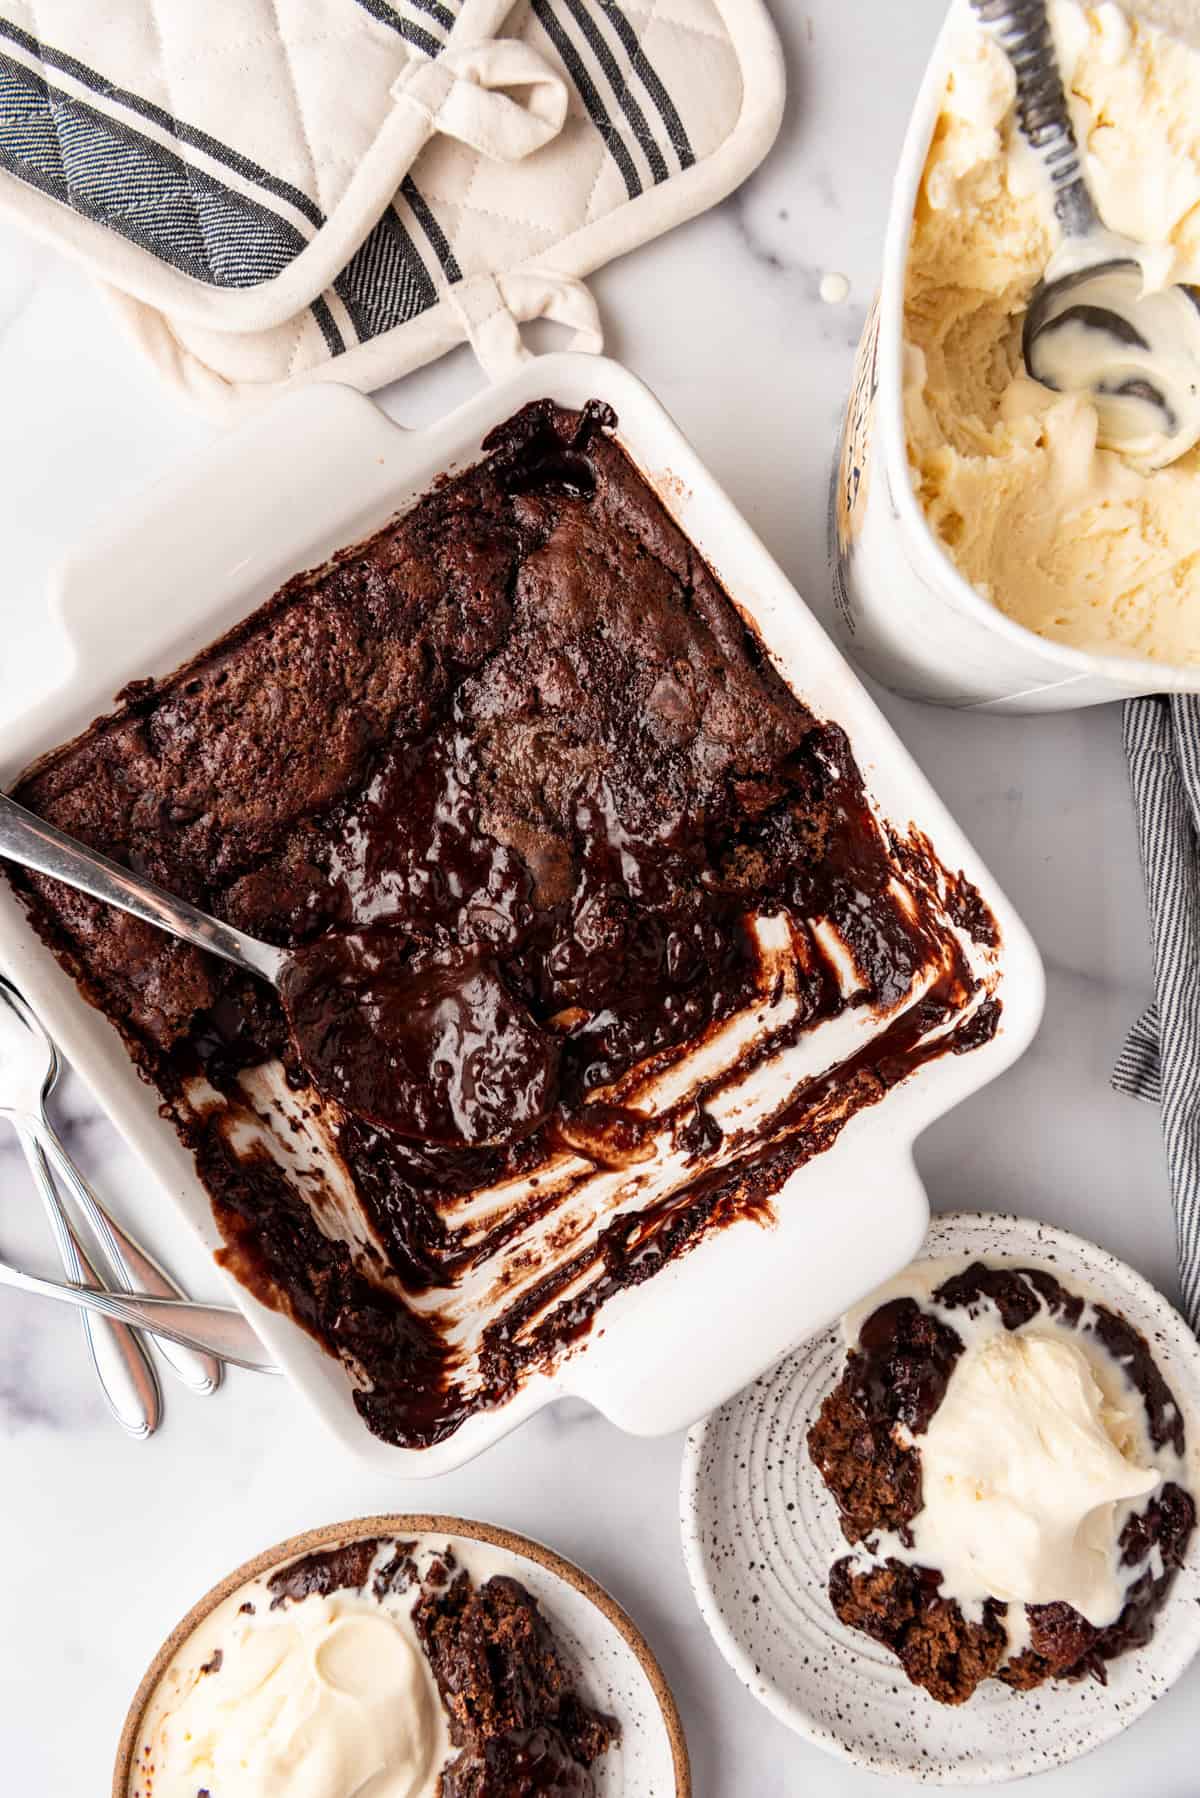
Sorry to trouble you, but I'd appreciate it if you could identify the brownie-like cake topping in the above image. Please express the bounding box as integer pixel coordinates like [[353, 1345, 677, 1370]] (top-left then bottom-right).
[[414, 1570, 617, 1796], [440, 1726, 592, 1798], [808, 1263, 1196, 1704], [8, 402, 1000, 1447]]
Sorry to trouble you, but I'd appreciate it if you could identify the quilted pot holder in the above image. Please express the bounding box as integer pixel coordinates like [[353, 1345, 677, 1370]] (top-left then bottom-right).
[[0, 0, 784, 411]]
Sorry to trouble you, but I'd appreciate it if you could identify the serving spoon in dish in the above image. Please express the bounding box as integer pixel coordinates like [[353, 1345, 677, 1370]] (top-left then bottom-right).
[[971, 0, 1200, 467], [0, 792, 559, 1149]]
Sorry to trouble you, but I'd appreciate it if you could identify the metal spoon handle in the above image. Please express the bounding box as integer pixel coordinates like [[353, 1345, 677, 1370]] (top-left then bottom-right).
[[0, 793, 283, 983], [970, 0, 1100, 237], [13, 1122, 161, 1437], [38, 1124, 223, 1396], [0, 1255, 278, 1371]]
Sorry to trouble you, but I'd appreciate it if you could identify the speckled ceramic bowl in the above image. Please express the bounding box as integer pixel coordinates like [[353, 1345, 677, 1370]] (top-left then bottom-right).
[[114, 1513, 690, 1797], [680, 1212, 1200, 1784]]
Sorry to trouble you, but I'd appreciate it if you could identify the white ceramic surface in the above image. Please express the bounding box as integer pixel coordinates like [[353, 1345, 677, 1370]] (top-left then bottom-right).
[[0, 357, 1042, 1474], [830, 0, 1200, 712], [2, 3, 1195, 1792], [681, 1211, 1200, 1784]]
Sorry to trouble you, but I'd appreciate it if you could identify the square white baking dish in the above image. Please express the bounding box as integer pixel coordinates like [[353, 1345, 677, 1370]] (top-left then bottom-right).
[[0, 355, 1044, 1473]]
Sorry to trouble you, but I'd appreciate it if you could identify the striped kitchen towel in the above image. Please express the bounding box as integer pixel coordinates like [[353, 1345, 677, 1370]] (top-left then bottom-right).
[[0, 0, 784, 412], [1113, 694, 1200, 1329]]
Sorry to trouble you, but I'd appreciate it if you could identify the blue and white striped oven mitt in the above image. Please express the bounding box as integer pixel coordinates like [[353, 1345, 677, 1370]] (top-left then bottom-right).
[[0, 0, 782, 412]]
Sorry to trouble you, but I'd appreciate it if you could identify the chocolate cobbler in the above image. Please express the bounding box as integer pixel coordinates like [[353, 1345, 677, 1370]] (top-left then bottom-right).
[[267, 1539, 618, 1797], [6, 401, 1001, 1447]]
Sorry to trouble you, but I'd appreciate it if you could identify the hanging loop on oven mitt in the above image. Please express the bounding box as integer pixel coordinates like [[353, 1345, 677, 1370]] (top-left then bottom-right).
[[446, 270, 603, 382], [391, 39, 567, 163]]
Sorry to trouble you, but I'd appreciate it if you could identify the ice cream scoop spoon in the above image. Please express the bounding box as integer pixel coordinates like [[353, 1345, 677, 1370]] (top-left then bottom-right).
[[972, 0, 1200, 468], [0, 792, 559, 1148]]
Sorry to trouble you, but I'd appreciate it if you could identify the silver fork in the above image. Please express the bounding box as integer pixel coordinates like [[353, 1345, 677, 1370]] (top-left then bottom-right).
[[0, 976, 226, 1414], [1, 1098, 160, 1436], [0, 1255, 278, 1369]]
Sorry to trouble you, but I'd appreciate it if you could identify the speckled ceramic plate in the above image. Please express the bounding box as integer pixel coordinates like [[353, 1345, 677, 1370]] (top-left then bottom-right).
[[680, 1211, 1200, 1784], [113, 1513, 690, 1797]]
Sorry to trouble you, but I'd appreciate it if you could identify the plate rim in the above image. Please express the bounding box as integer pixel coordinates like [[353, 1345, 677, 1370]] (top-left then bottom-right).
[[112, 1510, 691, 1798], [679, 1209, 1200, 1785]]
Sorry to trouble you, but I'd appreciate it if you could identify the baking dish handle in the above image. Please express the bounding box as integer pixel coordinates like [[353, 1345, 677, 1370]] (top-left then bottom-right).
[[44, 385, 411, 698], [557, 1141, 932, 1438]]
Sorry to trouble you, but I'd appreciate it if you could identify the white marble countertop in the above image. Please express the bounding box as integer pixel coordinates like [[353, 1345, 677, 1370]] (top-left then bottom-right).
[[0, 2, 1193, 1792]]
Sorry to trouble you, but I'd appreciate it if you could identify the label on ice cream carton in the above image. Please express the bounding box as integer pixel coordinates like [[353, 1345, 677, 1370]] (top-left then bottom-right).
[[830, 297, 880, 638]]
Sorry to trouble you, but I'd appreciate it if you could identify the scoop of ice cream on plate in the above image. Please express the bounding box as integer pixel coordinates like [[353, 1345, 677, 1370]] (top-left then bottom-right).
[[681, 1212, 1200, 1782]]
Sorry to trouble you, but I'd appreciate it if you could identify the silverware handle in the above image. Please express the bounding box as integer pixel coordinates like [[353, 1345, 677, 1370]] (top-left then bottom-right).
[[0, 792, 282, 983], [0, 1255, 278, 1372], [39, 1126, 223, 1396], [970, 0, 1100, 237], [16, 1124, 161, 1438]]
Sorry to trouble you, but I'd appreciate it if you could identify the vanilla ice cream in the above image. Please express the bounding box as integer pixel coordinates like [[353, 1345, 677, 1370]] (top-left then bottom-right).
[[913, 1330, 1158, 1624], [130, 1554, 447, 1798], [840, 1256, 1192, 1657], [905, 0, 1200, 663]]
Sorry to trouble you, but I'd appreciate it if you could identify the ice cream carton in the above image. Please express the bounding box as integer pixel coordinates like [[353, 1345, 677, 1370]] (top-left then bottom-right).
[[830, 0, 1200, 713]]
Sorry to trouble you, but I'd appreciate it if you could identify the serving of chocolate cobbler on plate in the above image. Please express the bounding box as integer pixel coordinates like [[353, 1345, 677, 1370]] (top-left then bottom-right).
[[120, 1518, 670, 1798], [809, 1260, 1196, 1703]]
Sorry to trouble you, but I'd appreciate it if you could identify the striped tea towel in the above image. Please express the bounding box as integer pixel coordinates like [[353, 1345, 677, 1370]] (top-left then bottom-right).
[[1113, 694, 1200, 1328], [0, 0, 784, 413]]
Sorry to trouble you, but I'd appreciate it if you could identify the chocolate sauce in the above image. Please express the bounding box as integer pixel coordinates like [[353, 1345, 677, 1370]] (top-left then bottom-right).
[[442, 1728, 593, 1798], [267, 1539, 383, 1609], [9, 399, 1006, 1450], [280, 934, 560, 1146], [373, 1541, 420, 1600], [854, 1296, 963, 1437], [484, 396, 617, 498]]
